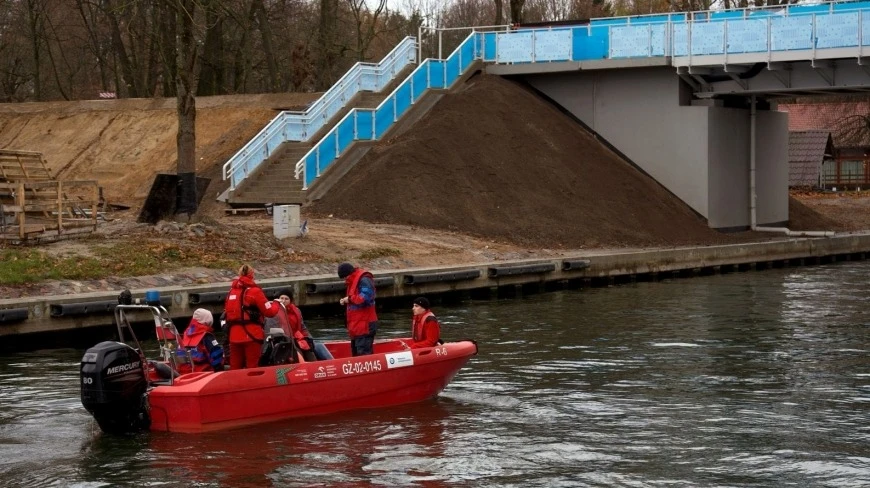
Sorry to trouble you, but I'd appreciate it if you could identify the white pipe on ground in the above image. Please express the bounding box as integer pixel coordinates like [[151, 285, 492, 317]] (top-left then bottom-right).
[[748, 95, 835, 238]]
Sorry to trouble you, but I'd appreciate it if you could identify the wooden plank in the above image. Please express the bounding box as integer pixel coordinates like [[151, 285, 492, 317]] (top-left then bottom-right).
[[224, 207, 265, 215]]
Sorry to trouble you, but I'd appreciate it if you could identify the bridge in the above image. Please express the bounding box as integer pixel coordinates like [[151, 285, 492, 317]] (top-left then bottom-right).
[[222, 0, 870, 231]]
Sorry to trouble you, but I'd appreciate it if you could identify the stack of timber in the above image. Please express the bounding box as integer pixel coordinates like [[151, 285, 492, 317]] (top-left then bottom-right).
[[0, 150, 100, 243]]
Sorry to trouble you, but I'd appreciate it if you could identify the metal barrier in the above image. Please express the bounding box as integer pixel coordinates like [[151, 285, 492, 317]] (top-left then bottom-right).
[[562, 259, 592, 271], [189, 291, 228, 305], [306, 277, 395, 294], [488, 263, 556, 278], [50, 296, 171, 317], [403, 269, 481, 285], [0, 308, 29, 323]]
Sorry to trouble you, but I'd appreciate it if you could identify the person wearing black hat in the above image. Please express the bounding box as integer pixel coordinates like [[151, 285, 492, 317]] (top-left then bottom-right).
[[337, 262, 379, 356], [409, 297, 441, 349], [264, 288, 334, 361]]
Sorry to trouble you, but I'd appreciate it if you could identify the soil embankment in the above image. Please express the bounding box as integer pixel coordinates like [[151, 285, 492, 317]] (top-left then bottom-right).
[[0, 93, 318, 210]]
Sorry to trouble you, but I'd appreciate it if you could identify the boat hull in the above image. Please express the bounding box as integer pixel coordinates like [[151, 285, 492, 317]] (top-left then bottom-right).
[[147, 339, 477, 433]]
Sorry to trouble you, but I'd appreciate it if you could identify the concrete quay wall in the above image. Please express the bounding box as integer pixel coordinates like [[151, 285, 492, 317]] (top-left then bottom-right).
[[3, 234, 870, 338]]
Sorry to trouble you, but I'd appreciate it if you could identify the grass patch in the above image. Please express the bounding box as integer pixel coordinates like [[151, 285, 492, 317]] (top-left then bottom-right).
[[0, 249, 105, 284], [0, 240, 238, 285], [357, 247, 402, 260]]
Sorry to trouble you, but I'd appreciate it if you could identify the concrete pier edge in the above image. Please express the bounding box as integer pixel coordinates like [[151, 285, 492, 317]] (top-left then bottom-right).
[[3, 233, 869, 337]]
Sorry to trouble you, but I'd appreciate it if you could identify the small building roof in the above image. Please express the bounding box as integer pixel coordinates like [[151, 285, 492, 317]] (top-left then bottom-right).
[[780, 101, 870, 147], [788, 130, 834, 187]]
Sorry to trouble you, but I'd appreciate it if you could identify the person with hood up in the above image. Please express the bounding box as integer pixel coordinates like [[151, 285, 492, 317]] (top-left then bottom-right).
[[178, 308, 224, 373], [337, 262, 378, 356], [224, 264, 278, 369]]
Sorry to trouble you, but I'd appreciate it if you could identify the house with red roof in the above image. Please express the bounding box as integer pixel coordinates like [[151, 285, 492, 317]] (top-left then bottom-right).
[[779, 100, 870, 189]]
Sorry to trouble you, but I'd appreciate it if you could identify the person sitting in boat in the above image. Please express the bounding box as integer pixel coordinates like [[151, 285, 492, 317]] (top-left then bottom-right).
[[178, 308, 224, 373], [224, 264, 278, 369], [409, 297, 442, 349], [338, 262, 379, 356], [264, 288, 334, 361]]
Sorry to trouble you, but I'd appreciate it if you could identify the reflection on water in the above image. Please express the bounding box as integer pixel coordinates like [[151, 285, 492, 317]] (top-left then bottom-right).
[[2, 262, 870, 487]]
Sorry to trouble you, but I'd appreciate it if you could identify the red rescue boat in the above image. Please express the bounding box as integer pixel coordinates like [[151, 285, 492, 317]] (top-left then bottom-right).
[[80, 302, 477, 434]]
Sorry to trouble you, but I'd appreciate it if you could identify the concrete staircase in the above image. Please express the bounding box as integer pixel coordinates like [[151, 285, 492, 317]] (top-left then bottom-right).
[[305, 62, 484, 203], [225, 67, 414, 207]]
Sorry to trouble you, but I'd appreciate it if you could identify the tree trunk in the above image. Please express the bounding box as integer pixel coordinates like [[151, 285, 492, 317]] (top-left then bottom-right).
[[253, 0, 279, 92], [316, 0, 338, 89], [25, 0, 43, 101], [509, 0, 525, 24], [494, 0, 503, 25], [106, 0, 140, 98], [198, 1, 225, 96], [174, 0, 199, 218]]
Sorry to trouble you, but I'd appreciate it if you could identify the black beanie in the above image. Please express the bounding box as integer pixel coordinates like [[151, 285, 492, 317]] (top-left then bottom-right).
[[337, 262, 355, 279], [413, 297, 430, 310]]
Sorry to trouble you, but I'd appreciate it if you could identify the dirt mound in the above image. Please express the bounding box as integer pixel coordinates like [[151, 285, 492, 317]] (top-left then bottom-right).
[[788, 196, 847, 231], [309, 75, 754, 248]]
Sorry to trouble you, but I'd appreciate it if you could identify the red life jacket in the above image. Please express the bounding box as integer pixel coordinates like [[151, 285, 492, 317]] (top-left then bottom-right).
[[412, 311, 435, 341], [178, 319, 215, 372], [285, 303, 305, 335], [344, 269, 378, 338], [224, 276, 268, 343], [180, 319, 212, 348]]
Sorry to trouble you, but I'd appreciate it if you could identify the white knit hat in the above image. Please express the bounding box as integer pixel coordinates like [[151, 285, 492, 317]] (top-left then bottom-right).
[[192, 308, 213, 326]]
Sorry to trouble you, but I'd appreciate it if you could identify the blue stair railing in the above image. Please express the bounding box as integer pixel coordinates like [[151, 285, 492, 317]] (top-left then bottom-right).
[[294, 31, 485, 189], [222, 36, 417, 191]]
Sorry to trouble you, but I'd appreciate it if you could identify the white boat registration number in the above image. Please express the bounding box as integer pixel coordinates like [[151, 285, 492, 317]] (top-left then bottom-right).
[[342, 360, 382, 375]]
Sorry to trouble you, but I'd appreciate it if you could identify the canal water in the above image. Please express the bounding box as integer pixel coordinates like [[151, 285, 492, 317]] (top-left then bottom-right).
[[1, 261, 870, 487]]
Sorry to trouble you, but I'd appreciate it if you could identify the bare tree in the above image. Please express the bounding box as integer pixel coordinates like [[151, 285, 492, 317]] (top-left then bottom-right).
[[23, 0, 47, 100], [170, 0, 202, 219], [316, 0, 339, 88], [346, 0, 388, 61]]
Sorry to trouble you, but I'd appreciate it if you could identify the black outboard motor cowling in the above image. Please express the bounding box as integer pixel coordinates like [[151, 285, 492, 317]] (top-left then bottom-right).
[[80, 341, 150, 434]]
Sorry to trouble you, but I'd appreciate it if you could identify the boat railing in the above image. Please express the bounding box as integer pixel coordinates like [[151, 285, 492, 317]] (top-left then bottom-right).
[[115, 303, 182, 386]]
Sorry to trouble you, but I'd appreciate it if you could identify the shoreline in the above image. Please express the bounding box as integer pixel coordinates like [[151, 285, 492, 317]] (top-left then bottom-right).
[[4, 233, 870, 338]]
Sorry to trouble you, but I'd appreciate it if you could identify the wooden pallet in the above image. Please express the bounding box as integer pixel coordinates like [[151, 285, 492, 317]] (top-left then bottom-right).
[[0, 151, 100, 242]]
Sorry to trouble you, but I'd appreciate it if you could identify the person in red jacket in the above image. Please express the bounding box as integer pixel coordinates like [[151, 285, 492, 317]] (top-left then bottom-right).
[[178, 308, 224, 373], [224, 264, 278, 369], [409, 297, 441, 349], [263, 289, 333, 361], [337, 262, 378, 356]]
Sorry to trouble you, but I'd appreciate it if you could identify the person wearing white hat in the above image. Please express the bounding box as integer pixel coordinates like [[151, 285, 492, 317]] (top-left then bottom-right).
[[178, 308, 224, 372]]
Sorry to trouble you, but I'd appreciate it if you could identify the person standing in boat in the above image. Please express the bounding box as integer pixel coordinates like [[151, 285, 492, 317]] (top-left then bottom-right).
[[224, 264, 278, 369], [178, 308, 224, 373], [337, 262, 379, 356], [409, 297, 441, 349]]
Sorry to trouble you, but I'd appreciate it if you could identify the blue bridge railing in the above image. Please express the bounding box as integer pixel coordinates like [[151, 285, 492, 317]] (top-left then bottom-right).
[[479, 1, 870, 63], [292, 1, 869, 190]]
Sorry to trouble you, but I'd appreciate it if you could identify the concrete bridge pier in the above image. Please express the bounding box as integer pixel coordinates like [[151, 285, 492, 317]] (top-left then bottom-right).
[[506, 66, 789, 231]]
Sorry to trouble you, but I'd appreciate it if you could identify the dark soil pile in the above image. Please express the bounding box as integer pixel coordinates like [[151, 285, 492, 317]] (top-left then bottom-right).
[[788, 197, 849, 231], [310, 75, 776, 248]]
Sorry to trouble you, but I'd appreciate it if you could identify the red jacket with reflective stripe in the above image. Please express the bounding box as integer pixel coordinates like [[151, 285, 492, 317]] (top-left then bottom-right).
[[224, 275, 277, 343], [344, 269, 378, 338]]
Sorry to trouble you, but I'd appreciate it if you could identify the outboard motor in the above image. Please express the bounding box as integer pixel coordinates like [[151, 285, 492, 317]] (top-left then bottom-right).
[[81, 341, 150, 434]]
